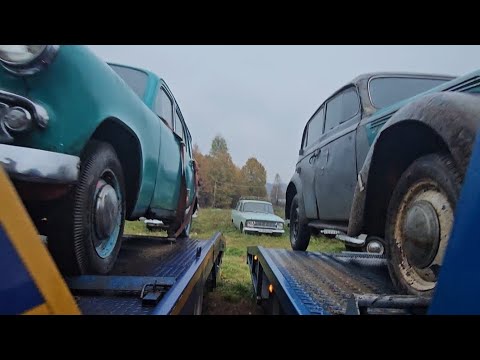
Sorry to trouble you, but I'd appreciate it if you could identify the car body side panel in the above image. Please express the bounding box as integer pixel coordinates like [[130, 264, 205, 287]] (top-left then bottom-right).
[[231, 209, 239, 229], [315, 115, 359, 221], [297, 146, 319, 219]]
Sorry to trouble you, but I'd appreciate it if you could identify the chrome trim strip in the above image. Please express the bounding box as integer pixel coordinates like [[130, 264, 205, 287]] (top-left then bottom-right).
[[0, 144, 80, 184]]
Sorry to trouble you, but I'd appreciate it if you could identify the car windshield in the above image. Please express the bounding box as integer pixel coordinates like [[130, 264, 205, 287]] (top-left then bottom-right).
[[369, 77, 451, 109], [243, 202, 274, 214], [109, 64, 148, 99]]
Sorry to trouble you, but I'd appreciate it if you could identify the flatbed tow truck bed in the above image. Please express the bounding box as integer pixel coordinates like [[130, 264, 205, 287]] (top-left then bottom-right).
[[67, 233, 225, 315], [247, 247, 429, 315], [1, 160, 226, 315]]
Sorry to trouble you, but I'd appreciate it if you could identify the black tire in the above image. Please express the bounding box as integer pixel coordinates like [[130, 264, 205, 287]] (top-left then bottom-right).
[[48, 141, 126, 275], [289, 194, 311, 251], [240, 223, 244, 234], [385, 153, 461, 296]]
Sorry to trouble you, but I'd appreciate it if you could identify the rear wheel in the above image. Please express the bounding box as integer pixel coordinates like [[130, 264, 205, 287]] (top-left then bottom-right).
[[289, 194, 311, 251], [385, 153, 460, 296], [48, 141, 126, 275]]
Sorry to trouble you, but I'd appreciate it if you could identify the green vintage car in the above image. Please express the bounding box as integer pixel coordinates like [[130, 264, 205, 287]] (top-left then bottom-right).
[[231, 199, 284, 236], [0, 45, 197, 275]]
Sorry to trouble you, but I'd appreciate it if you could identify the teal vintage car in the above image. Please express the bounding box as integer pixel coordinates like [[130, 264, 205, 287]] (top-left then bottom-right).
[[231, 199, 284, 236], [0, 45, 198, 275]]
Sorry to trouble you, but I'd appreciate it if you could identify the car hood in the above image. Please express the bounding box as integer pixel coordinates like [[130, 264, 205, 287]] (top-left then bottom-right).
[[241, 212, 284, 223]]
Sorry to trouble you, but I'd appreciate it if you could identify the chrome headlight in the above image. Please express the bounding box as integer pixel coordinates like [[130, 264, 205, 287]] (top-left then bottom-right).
[[0, 45, 59, 75], [276, 222, 284, 230], [246, 220, 254, 227]]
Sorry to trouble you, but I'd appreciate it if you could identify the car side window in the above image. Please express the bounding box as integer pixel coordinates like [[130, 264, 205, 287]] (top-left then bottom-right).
[[184, 127, 192, 157], [174, 109, 183, 139], [155, 88, 173, 129], [306, 106, 325, 147], [301, 124, 308, 149], [325, 87, 360, 133], [342, 88, 360, 122], [325, 94, 343, 132]]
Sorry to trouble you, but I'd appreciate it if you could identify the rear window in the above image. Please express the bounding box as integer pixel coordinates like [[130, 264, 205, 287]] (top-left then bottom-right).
[[110, 65, 148, 99], [369, 77, 450, 109]]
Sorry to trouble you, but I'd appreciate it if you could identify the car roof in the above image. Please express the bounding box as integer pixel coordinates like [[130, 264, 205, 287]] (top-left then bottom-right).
[[240, 200, 272, 205], [350, 72, 455, 85]]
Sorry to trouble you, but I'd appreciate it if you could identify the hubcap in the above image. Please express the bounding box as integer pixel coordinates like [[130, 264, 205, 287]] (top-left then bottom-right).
[[403, 200, 440, 269], [94, 180, 120, 239], [394, 180, 454, 291], [92, 170, 122, 260]]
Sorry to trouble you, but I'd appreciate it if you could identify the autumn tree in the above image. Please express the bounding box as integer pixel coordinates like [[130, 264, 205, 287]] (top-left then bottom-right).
[[240, 157, 267, 198], [192, 137, 269, 208], [270, 173, 284, 205], [210, 135, 229, 157]]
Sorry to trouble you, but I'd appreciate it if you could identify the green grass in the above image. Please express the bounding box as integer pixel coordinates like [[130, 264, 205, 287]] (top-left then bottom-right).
[[124, 208, 345, 314]]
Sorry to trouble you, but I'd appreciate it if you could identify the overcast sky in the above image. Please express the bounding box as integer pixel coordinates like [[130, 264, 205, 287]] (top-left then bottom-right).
[[89, 45, 480, 183]]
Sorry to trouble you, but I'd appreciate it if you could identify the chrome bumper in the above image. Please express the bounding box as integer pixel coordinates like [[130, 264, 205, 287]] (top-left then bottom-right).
[[244, 227, 285, 234], [0, 144, 80, 184]]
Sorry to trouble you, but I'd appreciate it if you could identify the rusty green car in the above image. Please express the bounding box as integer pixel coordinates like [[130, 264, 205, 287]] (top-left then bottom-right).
[[0, 45, 197, 275]]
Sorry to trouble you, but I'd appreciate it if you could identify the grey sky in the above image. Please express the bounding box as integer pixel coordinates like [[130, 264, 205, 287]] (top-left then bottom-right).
[[89, 45, 480, 183]]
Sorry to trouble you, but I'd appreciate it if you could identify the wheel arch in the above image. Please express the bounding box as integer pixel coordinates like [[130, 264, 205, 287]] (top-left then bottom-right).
[[88, 117, 143, 219], [348, 92, 480, 237], [286, 174, 302, 220]]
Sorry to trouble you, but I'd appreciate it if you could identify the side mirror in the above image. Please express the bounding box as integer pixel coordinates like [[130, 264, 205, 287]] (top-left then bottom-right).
[[299, 148, 304, 156]]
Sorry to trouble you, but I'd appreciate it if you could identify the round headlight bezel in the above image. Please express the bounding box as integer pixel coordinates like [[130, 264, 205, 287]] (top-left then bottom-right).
[[0, 45, 60, 75]]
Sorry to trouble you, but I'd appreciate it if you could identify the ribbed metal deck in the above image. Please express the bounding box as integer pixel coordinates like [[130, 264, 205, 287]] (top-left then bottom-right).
[[71, 234, 223, 315], [248, 247, 396, 315]]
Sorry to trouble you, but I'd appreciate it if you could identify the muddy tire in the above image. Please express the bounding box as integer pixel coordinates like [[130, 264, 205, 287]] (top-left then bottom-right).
[[48, 141, 125, 275], [289, 194, 311, 251], [385, 153, 461, 296]]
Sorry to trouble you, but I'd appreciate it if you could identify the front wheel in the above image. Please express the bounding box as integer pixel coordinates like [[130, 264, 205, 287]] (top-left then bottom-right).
[[289, 194, 311, 251], [385, 153, 460, 296], [48, 141, 126, 275]]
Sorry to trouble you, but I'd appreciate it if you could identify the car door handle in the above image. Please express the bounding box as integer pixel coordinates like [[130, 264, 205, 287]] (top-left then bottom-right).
[[309, 149, 320, 164], [321, 148, 329, 170], [296, 166, 301, 174]]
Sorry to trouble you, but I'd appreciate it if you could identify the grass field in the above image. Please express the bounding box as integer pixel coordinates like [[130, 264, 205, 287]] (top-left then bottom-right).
[[124, 207, 344, 315]]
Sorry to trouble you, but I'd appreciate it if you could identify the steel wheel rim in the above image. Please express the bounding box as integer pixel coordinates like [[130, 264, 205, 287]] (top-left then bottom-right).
[[92, 169, 122, 259], [393, 180, 453, 291]]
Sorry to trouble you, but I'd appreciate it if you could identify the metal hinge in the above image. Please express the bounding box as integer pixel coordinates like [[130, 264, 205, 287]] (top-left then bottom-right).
[[140, 281, 166, 306]]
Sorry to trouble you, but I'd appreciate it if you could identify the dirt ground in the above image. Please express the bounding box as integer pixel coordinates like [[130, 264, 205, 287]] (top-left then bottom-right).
[[203, 292, 264, 315]]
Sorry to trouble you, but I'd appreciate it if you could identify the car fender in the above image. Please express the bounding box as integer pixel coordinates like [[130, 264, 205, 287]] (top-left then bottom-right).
[[348, 91, 480, 236]]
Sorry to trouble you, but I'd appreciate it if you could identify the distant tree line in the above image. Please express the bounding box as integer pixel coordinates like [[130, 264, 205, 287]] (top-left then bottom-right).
[[193, 135, 268, 208]]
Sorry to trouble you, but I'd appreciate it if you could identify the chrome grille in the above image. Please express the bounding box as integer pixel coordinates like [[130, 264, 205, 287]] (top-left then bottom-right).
[[251, 220, 276, 229]]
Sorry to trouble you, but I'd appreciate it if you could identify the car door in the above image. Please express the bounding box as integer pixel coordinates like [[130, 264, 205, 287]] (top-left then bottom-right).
[[297, 106, 325, 219], [174, 108, 195, 208], [150, 85, 183, 214], [315, 86, 361, 221], [231, 201, 241, 228]]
